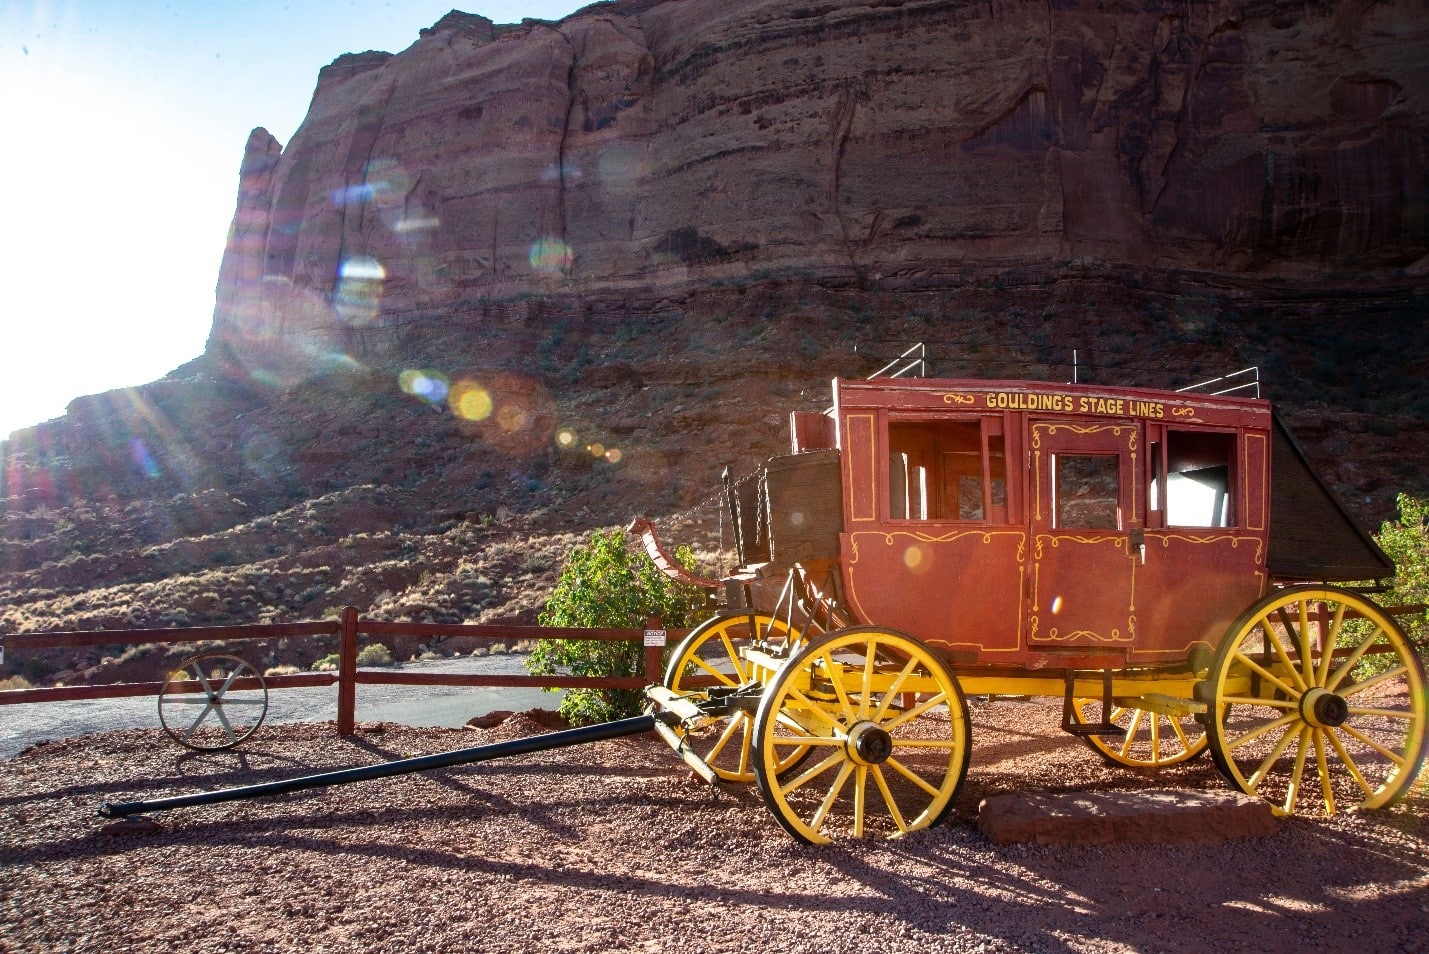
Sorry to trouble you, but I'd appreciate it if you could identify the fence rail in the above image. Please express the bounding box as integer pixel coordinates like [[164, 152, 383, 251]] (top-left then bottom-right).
[[0, 608, 688, 736]]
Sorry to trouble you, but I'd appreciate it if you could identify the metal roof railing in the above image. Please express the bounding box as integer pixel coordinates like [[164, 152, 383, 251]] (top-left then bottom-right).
[[1175, 366, 1261, 398]]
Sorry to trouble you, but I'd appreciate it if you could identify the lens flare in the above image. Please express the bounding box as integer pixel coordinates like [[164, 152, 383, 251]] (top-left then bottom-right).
[[335, 256, 386, 324], [1050, 595, 1064, 615], [903, 544, 930, 572], [555, 427, 578, 448], [604, 448, 622, 463], [450, 382, 494, 422], [339, 257, 387, 281], [129, 437, 161, 479], [586, 442, 605, 458], [400, 368, 450, 404], [528, 237, 573, 273], [329, 183, 375, 207], [393, 211, 440, 234], [363, 158, 413, 208]]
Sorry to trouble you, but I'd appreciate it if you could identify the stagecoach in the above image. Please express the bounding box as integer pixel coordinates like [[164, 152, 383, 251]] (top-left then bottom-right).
[[101, 373, 1427, 847], [641, 375, 1427, 842]]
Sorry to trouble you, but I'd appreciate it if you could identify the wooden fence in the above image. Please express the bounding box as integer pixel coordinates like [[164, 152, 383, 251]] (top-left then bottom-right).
[[0, 608, 687, 735]]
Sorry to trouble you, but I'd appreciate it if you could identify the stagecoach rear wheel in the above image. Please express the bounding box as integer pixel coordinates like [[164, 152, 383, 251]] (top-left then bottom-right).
[[752, 627, 971, 844], [663, 612, 806, 783], [1203, 586, 1429, 816], [158, 653, 269, 751], [1071, 698, 1208, 767]]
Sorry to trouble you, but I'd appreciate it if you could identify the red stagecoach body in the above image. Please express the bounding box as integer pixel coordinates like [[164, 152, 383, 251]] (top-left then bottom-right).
[[731, 377, 1392, 673]]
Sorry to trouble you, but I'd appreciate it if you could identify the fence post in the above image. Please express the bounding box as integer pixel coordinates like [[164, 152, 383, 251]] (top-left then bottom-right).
[[643, 615, 666, 686], [338, 606, 358, 735]]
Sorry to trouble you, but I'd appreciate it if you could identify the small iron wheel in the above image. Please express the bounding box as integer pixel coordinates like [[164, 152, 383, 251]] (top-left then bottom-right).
[[752, 627, 971, 843], [158, 653, 269, 751], [1203, 585, 1428, 816], [1072, 698, 1208, 767], [663, 612, 811, 783]]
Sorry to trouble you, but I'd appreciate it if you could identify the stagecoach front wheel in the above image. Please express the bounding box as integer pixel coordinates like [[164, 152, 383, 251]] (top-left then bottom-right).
[[663, 612, 807, 783], [752, 628, 971, 844], [1072, 698, 1208, 767], [158, 653, 269, 751], [1203, 586, 1428, 816]]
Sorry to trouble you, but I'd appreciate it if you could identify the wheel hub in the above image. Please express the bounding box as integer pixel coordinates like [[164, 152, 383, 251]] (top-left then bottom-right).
[[846, 722, 893, 765], [1300, 687, 1349, 728]]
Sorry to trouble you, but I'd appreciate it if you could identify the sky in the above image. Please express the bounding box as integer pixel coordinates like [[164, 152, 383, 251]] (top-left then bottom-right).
[[0, 0, 589, 440]]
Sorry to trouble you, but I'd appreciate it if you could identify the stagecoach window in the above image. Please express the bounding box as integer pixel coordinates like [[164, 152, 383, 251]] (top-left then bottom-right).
[[887, 419, 1004, 523], [1162, 430, 1235, 528], [1054, 455, 1121, 530]]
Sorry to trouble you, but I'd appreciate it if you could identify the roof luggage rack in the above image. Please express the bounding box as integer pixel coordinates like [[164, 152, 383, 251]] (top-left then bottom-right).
[[1174, 366, 1260, 398]]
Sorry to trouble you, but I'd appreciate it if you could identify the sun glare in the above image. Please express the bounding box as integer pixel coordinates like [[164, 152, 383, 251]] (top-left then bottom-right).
[[1, 44, 224, 438]]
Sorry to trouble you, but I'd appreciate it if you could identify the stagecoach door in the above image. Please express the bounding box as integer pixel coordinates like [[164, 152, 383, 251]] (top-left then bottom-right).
[[1028, 420, 1139, 648]]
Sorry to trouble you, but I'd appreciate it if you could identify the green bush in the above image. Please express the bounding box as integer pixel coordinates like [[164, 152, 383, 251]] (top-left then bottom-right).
[[310, 653, 340, 672], [526, 528, 709, 725], [356, 643, 394, 667], [1376, 492, 1428, 654]]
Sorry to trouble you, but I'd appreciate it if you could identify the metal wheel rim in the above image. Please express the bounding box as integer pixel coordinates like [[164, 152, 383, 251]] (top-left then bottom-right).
[[158, 653, 269, 751]]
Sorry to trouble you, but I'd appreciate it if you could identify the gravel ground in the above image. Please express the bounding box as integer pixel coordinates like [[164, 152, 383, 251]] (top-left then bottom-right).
[[3, 698, 1426, 953]]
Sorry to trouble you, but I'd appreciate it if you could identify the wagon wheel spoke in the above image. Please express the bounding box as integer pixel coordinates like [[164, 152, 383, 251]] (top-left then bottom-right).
[[1246, 722, 1300, 794], [872, 656, 921, 723], [1317, 604, 1347, 686], [1231, 651, 1301, 700], [701, 711, 748, 768], [817, 652, 859, 723], [776, 751, 846, 797], [1281, 726, 1312, 815], [870, 765, 909, 834], [1260, 617, 1309, 694], [1207, 587, 1428, 816], [1326, 626, 1384, 692], [1314, 730, 1335, 815]]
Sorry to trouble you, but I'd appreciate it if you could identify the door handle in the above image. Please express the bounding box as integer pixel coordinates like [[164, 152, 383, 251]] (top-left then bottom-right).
[[1130, 529, 1146, 564]]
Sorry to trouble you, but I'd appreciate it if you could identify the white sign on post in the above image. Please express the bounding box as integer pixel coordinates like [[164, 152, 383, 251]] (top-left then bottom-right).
[[643, 629, 667, 648]]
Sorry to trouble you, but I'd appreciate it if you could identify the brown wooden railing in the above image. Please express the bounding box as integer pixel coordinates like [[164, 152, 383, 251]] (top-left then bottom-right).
[[0, 608, 688, 736]]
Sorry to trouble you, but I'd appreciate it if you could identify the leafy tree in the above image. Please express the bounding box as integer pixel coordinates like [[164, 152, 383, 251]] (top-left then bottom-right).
[[526, 528, 709, 725], [1375, 492, 1429, 654]]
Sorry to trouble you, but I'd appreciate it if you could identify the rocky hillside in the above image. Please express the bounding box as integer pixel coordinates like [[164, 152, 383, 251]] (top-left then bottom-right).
[[3, 0, 1427, 682]]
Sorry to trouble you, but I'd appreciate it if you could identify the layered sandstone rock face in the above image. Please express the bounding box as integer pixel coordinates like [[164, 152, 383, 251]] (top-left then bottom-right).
[[209, 0, 1428, 359]]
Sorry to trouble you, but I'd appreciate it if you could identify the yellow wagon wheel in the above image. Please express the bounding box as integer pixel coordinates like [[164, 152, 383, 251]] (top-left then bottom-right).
[[1203, 586, 1429, 816], [752, 627, 971, 844], [663, 612, 808, 783], [1072, 698, 1208, 767]]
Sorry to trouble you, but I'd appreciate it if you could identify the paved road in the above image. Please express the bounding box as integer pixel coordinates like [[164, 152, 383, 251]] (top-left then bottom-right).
[[0, 654, 564, 759]]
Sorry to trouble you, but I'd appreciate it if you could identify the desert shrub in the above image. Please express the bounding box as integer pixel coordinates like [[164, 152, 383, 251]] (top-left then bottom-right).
[[310, 653, 340, 672], [0, 675, 33, 691], [526, 528, 708, 725], [356, 643, 394, 667]]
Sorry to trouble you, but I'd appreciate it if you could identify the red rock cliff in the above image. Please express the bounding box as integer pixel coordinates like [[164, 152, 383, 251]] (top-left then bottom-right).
[[208, 0, 1429, 359]]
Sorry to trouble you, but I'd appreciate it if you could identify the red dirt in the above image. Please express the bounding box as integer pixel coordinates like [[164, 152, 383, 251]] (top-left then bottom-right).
[[2, 699, 1426, 953]]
